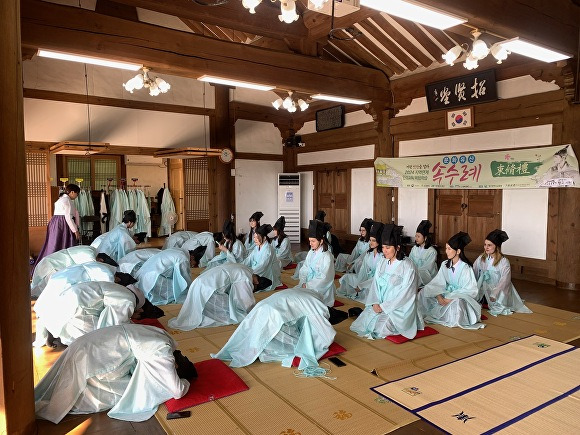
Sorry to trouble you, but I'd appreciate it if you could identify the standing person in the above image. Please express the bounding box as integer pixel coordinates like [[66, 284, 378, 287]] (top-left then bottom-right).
[[243, 224, 281, 291], [474, 229, 532, 316], [96, 210, 137, 262], [337, 221, 384, 301], [409, 220, 438, 287], [244, 211, 263, 255], [334, 218, 373, 272], [206, 219, 246, 269], [271, 216, 293, 268], [34, 184, 81, 268], [418, 232, 484, 329], [350, 225, 424, 340]]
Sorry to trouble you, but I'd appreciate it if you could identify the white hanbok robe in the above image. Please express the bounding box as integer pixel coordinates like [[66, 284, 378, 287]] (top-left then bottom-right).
[[90, 232, 107, 250], [159, 189, 176, 237], [350, 257, 423, 339], [409, 245, 438, 287], [271, 237, 293, 268], [35, 325, 189, 423], [33, 281, 136, 347], [334, 239, 369, 272], [473, 256, 532, 316], [242, 242, 281, 291], [117, 248, 161, 275], [211, 288, 335, 369], [292, 230, 332, 278], [181, 231, 216, 267], [297, 247, 335, 307], [337, 250, 381, 301], [162, 231, 198, 250], [31, 246, 96, 297], [205, 239, 246, 269], [169, 263, 256, 330], [135, 248, 192, 305], [96, 223, 136, 262], [418, 260, 484, 329]]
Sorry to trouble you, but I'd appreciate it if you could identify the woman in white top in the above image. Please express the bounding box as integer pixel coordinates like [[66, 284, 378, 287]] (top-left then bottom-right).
[[34, 184, 81, 269]]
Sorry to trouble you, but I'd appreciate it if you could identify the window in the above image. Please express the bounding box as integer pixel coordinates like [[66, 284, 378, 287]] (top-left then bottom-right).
[[62, 155, 123, 190], [26, 151, 50, 227], [184, 158, 209, 221]]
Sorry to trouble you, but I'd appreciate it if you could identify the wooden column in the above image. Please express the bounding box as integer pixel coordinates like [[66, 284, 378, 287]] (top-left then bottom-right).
[[556, 102, 580, 289], [0, 0, 36, 432], [374, 108, 394, 224]]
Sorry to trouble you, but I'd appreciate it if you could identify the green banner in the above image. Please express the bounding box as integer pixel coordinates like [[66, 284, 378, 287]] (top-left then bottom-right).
[[375, 144, 579, 189]]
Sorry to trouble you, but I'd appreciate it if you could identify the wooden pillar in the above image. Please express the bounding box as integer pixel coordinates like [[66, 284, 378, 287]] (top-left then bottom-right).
[[556, 102, 580, 289], [373, 108, 395, 224], [0, 0, 36, 432]]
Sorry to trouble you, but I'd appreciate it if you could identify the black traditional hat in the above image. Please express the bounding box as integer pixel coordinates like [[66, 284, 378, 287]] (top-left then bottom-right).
[[189, 245, 207, 264], [360, 218, 373, 232], [96, 253, 119, 267], [255, 276, 272, 291], [486, 229, 509, 247], [173, 350, 197, 381], [416, 220, 432, 237], [314, 210, 326, 222], [369, 221, 384, 240], [134, 232, 147, 243], [273, 216, 286, 231], [381, 224, 403, 246], [447, 232, 471, 250], [249, 211, 263, 222], [308, 219, 330, 239], [222, 219, 234, 235], [114, 272, 137, 287], [256, 224, 273, 238]]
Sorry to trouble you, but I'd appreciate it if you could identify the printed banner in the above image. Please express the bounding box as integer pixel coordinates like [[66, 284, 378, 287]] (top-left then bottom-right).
[[375, 144, 579, 189]]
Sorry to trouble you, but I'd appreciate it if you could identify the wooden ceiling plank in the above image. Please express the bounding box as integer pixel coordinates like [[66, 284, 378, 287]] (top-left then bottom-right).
[[204, 23, 233, 41], [353, 32, 404, 75], [304, 5, 381, 40], [370, 15, 433, 68], [390, 16, 443, 61], [331, 30, 394, 76], [179, 18, 205, 35], [421, 26, 456, 52], [323, 44, 355, 64]]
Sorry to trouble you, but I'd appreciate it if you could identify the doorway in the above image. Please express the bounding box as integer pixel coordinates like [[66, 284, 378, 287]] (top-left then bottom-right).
[[316, 169, 350, 235]]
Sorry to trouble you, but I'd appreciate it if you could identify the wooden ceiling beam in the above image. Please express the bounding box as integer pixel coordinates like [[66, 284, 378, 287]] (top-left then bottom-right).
[[391, 16, 443, 61], [353, 31, 405, 75], [330, 31, 394, 77], [21, 0, 390, 102], [422, 27, 456, 52], [323, 44, 357, 64], [231, 102, 292, 125], [303, 5, 381, 40]]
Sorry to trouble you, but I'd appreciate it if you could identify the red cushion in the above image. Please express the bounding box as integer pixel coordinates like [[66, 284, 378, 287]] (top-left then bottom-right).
[[334, 274, 341, 280], [131, 318, 166, 330], [385, 326, 439, 344], [481, 314, 488, 320], [291, 341, 346, 367], [275, 284, 289, 290], [283, 263, 297, 270], [333, 300, 344, 307], [166, 359, 249, 413]]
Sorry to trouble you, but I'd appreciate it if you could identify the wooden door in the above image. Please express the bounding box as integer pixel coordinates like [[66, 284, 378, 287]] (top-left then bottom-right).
[[316, 169, 350, 235], [168, 159, 185, 231]]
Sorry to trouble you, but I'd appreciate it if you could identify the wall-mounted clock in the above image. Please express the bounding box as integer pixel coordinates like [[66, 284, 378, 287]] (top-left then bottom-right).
[[219, 147, 234, 164]]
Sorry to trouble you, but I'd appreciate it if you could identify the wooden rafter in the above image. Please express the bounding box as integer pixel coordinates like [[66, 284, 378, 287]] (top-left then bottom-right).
[[390, 16, 442, 60]]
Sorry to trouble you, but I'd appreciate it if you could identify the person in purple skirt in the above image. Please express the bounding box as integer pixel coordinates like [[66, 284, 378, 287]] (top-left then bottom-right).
[[34, 184, 81, 270]]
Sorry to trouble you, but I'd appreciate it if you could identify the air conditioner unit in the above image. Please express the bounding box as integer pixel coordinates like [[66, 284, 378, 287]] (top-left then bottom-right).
[[277, 173, 301, 244], [308, 0, 360, 17], [125, 155, 164, 165]]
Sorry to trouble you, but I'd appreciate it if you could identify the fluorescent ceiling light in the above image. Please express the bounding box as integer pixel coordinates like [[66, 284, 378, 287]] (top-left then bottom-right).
[[197, 75, 275, 91], [37, 50, 142, 71], [311, 94, 370, 105], [360, 0, 466, 30], [499, 38, 571, 63]]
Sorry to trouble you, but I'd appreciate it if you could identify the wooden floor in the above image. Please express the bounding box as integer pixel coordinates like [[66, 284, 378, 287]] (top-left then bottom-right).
[[34, 241, 580, 434]]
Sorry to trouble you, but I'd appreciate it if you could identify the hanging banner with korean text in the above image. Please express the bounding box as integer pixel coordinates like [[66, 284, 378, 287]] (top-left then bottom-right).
[[426, 69, 498, 111], [374, 144, 579, 189]]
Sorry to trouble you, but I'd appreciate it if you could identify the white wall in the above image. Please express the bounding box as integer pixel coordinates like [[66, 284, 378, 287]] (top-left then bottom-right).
[[300, 171, 314, 229], [398, 188, 428, 236], [350, 168, 375, 234], [297, 144, 375, 166], [125, 164, 168, 195], [234, 120, 283, 154]]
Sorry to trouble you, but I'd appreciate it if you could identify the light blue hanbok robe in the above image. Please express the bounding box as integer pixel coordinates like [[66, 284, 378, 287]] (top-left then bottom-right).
[[205, 239, 246, 270], [34, 325, 189, 423], [473, 256, 532, 316], [33, 281, 136, 347], [96, 223, 136, 262], [297, 247, 335, 307], [335, 239, 369, 272], [31, 246, 96, 297], [169, 263, 256, 331], [159, 189, 176, 237], [211, 288, 335, 369], [134, 190, 151, 237], [37, 262, 117, 300], [337, 250, 381, 301], [242, 242, 281, 291], [292, 230, 332, 278], [117, 248, 161, 275], [90, 232, 107, 250], [271, 237, 293, 268], [135, 248, 192, 305], [162, 231, 198, 250], [350, 257, 423, 339], [181, 231, 216, 267], [409, 245, 438, 287], [418, 260, 484, 329], [244, 231, 256, 258]]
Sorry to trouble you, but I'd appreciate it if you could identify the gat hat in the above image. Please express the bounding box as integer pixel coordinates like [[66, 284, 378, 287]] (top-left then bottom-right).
[[486, 229, 509, 247], [189, 245, 207, 264], [256, 224, 273, 238], [360, 218, 373, 232], [173, 350, 197, 381], [222, 219, 235, 236], [115, 272, 138, 287], [308, 219, 331, 239], [381, 224, 403, 247], [249, 211, 263, 222], [369, 221, 384, 240], [96, 253, 119, 267], [447, 232, 471, 251], [314, 210, 326, 222], [255, 276, 272, 291], [416, 220, 432, 237], [273, 216, 286, 231], [134, 232, 147, 243]]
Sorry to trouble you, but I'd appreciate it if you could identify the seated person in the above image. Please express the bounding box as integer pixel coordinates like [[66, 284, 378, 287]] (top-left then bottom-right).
[[180, 231, 217, 267], [96, 210, 138, 262], [242, 224, 281, 291], [134, 247, 203, 304], [473, 229, 532, 316], [211, 288, 336, 370], [350, 225, 424, 340], [337, 221, 384, 301], [270, 216, 293, 268], [168, 263, 271, 331], [409, 220, 438, 287], [293, 210, 331, 270], [334, 218, 373, 273], [117, 248, 161, 275], [244, 211, 263, 257], [36, 261, 117, 297], [162, 230, 198, 250], [31, 245, 97, 297], [206, 219, 246, 269], [417, 232, 484, 329], [35, 324, 196, 424], [96, 252, 119, 267]]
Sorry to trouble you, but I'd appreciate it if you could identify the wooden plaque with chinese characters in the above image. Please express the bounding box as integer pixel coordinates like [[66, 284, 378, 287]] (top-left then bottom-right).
[[426, 69, 497, 111]]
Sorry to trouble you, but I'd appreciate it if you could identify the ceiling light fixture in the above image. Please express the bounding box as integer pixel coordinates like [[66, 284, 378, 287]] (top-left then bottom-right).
[[153, 147, 223, 159], [50, 141, 109, 155], [498, 37, 571, 63], [359, 0, 467, 30], [37, 49, 142, 71], [241, 0, 299, 23], [123, 67, 171, 96], [311, 94, 370, 105], [198, 75, 275, 91], [272, 91, 309, 112]]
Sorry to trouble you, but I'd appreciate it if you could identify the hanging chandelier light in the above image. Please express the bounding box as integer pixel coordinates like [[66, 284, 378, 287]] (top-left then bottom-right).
[[123, 67, 171, 96], [272, 91, 309, 113], [442, 29, 513, 71], [241, 0, 299, 23]]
